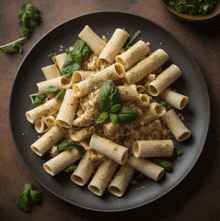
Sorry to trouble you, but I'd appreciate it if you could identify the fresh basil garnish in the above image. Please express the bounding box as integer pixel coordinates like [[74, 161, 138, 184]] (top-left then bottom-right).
[[174, 147, 183, 156], [0, 39, 23, 54], [62, 40, 90, 78], [98, 81, 121, 112], [117, 106, 138, 124], [64, 164, 77, 173], [109, 113, 118, 124], [57, 139, 83, 156], [48, 53, 57, 60], [55, 88, 66, 100], [124, 30, 140, 50], [110, 104, 122, 113], [96, 112, 109, 123], [153, 159, 172, 172], [150, 96, 167, 106]]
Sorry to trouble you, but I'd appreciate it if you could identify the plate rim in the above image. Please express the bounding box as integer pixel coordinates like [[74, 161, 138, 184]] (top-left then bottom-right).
[[9, 10, 210, 212]]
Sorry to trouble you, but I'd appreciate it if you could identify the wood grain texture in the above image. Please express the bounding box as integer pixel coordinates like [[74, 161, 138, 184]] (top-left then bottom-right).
[[0, 0, 220, 220]]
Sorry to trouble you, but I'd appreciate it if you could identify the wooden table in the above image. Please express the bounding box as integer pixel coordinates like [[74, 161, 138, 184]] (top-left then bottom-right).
[[1, 0, 220, 220]]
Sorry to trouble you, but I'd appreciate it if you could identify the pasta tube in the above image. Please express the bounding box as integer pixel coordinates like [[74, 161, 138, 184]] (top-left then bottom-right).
[[41, 64, 61, 80], [71, 150, 103, 186], [127, 155, 165, 181], [132, 140, 174, 158], [73, 63, 125, 97], [31, 125, 65, 156], [108, 163, 135, 197], [162, 109, 191, 141], [69, 126, 95, 142], [124, 49, 169, 84], [148, 64, 182, 96], [115, 40, 149, 70], [98, 28, 129, 64], [88, 158, 118, 196], [55, 53, 66, 72], [159, 89, 188, 110], [43, 116, 56, 127], [78, 25, 106, 55], [35, 119, 49, 134], [117, 85, 139, 101], [26, 98, 61, 123], [72, 71, 94, 83], [89, 134, 128, 165], [43, 148, 81, 176], [37, 76, 72, 92], [55, 89, 78, 128]]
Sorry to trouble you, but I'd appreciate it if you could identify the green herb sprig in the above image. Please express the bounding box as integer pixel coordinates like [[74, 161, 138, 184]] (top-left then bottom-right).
[[64, 164, 77, 173], [16, 183, 43, 212], [169, 0, 218, 15], [96, 81, 138, 124], [48, 53, 57, 60], [30, 86, 65, 107], [57, 139, 84, 156], [62, 40, 90, 78], [124, 30, 140, 50], [0, 4, 42, 54]]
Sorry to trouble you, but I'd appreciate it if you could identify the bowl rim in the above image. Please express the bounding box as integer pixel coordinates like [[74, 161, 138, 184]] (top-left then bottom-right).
[[160, 0, 220, 21]]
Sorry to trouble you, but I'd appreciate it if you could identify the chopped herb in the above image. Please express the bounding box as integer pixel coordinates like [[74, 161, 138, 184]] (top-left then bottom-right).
[[150, 96, 167, 106], [153, 159, 172, 172], [46, 86, 59, 94], [136, 172, 144, 179], [62, 40, 90, 78], [64, 164, 77, 173], [55, 88, 66, 100], [97, 81, 138, 124], [57, 139, 83, 156], [124, 30, 140, 50], [16, 183, 43, 212], [174, 147, 183, 156], [48, 53, 57, 60], [169, 0, 218, 15]]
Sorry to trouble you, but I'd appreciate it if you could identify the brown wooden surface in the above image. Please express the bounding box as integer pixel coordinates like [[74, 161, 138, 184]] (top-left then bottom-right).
[[0, 0, 220, 220]]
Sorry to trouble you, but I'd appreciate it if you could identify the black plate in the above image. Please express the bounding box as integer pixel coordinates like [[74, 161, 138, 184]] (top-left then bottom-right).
[[9, 11, 210, 212]]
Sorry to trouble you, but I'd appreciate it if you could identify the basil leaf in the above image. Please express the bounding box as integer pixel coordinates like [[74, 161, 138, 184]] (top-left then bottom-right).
[[117, 106, 138, 124], [64, 164, 77, 173], [150, 96, 167, 106], [96, 112, 109, 123], [46, 86, 59, 94], [174, 147, 183, 156], [57, 139, 83, 156], [48, 53, 57, 60], [110, 104, 122, 113], [110, 113, 118, 124], [98, 81, 121, 112], [29, 93, 46, 107], [0, 39, 23, 54], [55, 88, 66, 100], [136, 172, 144, 179], [153, 159, 172, 172], [124, 30, 140, 50], [72, 40, 90, 63]]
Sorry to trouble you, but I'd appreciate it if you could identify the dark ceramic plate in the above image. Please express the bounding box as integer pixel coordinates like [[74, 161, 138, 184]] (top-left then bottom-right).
[[9, 11, 210, 212]]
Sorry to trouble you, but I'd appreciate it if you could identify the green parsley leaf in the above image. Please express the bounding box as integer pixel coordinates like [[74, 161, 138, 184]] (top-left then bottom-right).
[[174, 147, 183, 156], [150, 96, 167, 106], [153, 159, 172, 172], [64, 164, 77, 173], [110, 113, 118, 123], [57, 139, 83, 156], [117, 106, 139, 124], [124, 30, 140, 50], [96, 112, 109, 123], [16, 183, 43, 212], [48, 53, 57, 60], [55, 88, 66, 100], [18, 4, 42, 38]]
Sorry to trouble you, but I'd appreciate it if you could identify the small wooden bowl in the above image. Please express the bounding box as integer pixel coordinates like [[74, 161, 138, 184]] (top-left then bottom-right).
[[160, 0, 220, 21]]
